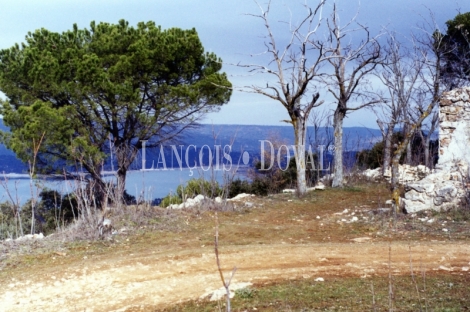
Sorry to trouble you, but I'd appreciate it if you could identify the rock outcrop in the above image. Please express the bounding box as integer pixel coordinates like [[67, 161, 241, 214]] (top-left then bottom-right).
[[4, 232, 44, 243], [403, 87, 470, 213], [363, 165, 430, 183], [167, 193, 256, 209]]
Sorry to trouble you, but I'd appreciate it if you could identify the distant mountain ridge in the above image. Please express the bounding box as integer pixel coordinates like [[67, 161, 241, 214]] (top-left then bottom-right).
[[0, 119, 382, 173], [184, 124, 382, 152]]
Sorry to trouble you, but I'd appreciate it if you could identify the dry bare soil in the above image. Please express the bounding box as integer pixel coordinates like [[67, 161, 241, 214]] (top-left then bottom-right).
[[1, 183, 469, 311]]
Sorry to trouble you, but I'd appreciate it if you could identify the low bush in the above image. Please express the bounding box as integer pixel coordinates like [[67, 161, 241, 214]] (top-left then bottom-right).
[[176, 178, 222, 200], [227, 179, 253, 198], [160, 194, 183, 208], [160, 178, 222, 208]]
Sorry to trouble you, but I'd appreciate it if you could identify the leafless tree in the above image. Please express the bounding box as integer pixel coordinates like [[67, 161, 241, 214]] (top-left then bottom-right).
[[308, 108, 333, 151], [390, 16, 451, 215], [214, 211, 236, 312], [240, 0, 327, 196], [321, 3, 383, 187], [308, 109, 333, 179], [421, 111, 439, 168], [406, 89, 440, 168], [374, 33, 425, 175]]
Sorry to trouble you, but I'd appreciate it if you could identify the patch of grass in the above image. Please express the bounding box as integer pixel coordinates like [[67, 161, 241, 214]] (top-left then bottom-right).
[[341, 185, 365, 192], [432, 207, 470, 222], [163, 274, 470, 311], [235, 287, 256, 299]]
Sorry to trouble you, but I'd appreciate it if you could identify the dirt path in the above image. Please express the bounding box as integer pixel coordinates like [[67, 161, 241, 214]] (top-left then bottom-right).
[[1, 240, 469, 311]]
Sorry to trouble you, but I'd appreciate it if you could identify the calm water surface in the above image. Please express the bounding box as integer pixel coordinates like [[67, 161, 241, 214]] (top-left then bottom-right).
[[0, 168, 247, 205]]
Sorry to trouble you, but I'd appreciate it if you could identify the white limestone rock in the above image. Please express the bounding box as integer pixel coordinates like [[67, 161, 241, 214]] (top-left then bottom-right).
[[228, 193, 254, 201]]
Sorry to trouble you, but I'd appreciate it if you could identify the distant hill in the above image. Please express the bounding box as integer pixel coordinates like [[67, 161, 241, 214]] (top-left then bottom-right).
[[184, 124, 382, 153], [0, 119, 382, 173], [0, 121, 15, 157], [0, 120, 28, 173]]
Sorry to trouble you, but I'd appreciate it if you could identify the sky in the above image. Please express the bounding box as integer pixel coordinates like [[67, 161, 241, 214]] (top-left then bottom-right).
[[0, 0, 469, 128]]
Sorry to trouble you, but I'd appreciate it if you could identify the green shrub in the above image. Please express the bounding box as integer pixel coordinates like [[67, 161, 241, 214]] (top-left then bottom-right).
[[160, 178, 222, 207], [249, 177, 270, 196], [0, 202, 22, 239], [176, 178, 222, 199], [227, 179, 252, 198], [235, 287, 255, 299], [227, 177, 275, 197], [250, 153, 319, 196], [160, 194, 183, 208]]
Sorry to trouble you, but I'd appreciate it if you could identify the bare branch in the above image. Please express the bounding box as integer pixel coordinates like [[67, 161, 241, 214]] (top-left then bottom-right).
[[238, 0, 328, 196], [320, 2, 384, 187]]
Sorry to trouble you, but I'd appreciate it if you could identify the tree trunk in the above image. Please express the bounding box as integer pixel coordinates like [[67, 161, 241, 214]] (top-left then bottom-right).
[[406, 140, 412, 165], [382, 126, 394, 175], [30, 204, 35, 235], [424, 113, 438, 169], [116, 167, 127, 204], [293, 116, 307, 196], [424, 136, 431, 168], [332, 107, 345, 188], [391, 111, 434, 216], [424, 143, 429, 168], [113, 141, 140, 205], [390, 154, 401, 219], [16, 209, 24, 237], [89, 171, 108, 209]]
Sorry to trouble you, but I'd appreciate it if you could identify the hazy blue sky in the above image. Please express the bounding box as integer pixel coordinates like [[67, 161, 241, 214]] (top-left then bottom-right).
[[0, 0, 469, 128]]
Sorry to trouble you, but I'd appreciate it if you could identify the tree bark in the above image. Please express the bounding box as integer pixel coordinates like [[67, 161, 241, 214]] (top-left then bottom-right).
[[424, 112, 438, 168], [113, 140, 140, 204], [116, 167, 127, 203], [406, 139, 412, 165], [294, 116, 308, 196], [382, 126, 394, 175], [89, 170, 108, 209], [418, 129, 431, 168], [391, 155, 401, 213], [332, 106, 345, 187], [424, 135, 431, 168]]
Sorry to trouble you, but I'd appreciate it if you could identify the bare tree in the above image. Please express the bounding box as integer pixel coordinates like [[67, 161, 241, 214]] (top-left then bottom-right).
[[390, 17, 450, 215], [214, 211, 236, 312], [420, 111, 439, 168], [308, 108, 333, 151], [308, 109, 333, 179], [321, 3, 383, 187], [240, 0, 327, 196], [407, 90, 440, 168], [375, 33, 425, 175]]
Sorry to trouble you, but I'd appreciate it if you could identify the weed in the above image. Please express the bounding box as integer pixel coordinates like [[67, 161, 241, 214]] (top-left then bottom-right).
[[342, 185, 364, 192], [235, 287, 255, 299]]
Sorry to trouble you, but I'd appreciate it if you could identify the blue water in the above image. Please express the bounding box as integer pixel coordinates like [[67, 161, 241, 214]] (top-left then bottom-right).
[[0, 168, 246, 206]]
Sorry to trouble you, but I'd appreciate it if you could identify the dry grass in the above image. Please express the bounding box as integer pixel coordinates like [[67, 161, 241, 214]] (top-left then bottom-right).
[[0, 180, 465, 266], [1, 181, 469, 311], [163, 274, 470, 312]]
